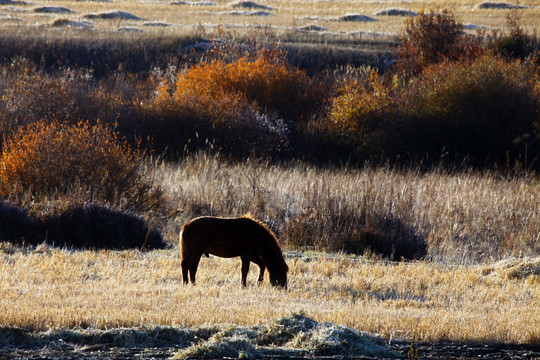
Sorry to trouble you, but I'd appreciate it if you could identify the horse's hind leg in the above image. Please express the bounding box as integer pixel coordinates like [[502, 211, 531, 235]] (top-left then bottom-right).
[[181, 259, 190, 284], [181, 255, 201, 285]]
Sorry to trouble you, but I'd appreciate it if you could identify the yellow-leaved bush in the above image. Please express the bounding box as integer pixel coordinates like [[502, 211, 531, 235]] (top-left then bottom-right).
[[0, 120, 158, 210]]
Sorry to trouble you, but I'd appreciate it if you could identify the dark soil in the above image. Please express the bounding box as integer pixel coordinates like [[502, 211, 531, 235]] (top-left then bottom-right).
[[1, 341, 539, 359]]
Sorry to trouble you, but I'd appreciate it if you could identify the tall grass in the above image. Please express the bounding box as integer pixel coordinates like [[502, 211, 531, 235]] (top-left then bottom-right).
[[153, 153, 539, 263]]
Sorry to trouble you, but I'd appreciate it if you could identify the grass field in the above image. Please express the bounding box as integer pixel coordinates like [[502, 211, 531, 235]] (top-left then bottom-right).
[[0, 245, 538, 346], [3, 154, 539, 347], [1, 0, 539, 43]]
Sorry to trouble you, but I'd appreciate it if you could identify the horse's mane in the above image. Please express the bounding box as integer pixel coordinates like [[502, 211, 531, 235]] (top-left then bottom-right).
[[241, 215, 289, 273]]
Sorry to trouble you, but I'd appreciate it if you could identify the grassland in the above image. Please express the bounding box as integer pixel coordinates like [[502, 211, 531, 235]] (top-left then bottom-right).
[[0, 245, 538, 346], [0, 0, 539, 43], [3, 154, 539, 348]]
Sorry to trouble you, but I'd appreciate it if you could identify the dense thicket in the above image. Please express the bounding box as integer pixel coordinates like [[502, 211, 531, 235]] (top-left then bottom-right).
[[0, 10, 539, 255], [0, 10, 537, 170]]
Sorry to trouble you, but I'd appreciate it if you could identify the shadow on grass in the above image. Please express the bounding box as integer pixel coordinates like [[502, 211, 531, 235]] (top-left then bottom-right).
[[0, 314, 398, 359]]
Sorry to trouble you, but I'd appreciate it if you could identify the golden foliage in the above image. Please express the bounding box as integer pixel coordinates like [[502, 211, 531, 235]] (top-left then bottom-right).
[[0, 120, 148, 206], [173, 47, 321, 122]]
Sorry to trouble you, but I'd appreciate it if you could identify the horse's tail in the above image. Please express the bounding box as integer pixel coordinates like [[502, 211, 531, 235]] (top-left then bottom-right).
[[179, 223, 190, 260]]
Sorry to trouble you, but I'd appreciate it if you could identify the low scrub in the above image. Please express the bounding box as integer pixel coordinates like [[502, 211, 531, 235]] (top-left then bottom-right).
[[0, 119, 160, 212], [40, 204, 166, 250], [0, 202, 40, 245], [0, 201, 166, 250], [325, 54, 540, 167], [281, 207, 426, 260]]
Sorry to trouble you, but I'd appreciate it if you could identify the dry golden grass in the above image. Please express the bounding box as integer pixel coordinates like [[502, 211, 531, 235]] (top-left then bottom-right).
[[0, 245, 538, 344], [154, 154, 540, 263], [1, 155, 538, 345], [0, 0, 539, 41]]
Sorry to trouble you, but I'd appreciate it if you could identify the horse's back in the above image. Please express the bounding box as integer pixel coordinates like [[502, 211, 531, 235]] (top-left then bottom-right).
[[180, 216, 263, 258]]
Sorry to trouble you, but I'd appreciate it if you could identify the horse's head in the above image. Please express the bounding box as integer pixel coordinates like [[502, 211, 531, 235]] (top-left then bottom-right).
[[270, 272, 287, 289]]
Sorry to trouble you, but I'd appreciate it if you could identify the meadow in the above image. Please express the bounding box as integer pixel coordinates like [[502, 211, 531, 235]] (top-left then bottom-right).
[[0, 0, 539, 41], [1, 154, 539, 352], [0, 0, 540, 355], [0, 245, 538, 349]]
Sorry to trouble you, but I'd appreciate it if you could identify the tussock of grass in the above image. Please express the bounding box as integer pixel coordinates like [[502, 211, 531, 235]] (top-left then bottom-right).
[[483, 257, 540, 280], [174, 313, 396, 359]]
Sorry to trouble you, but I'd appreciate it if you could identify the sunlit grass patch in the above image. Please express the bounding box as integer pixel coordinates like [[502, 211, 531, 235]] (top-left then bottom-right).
[[0, 248, 538, 344]]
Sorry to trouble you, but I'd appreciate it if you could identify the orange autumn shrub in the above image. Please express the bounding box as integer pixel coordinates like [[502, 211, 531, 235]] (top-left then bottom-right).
[[174, 47, 323, 123], [0, 120, 156, 209]]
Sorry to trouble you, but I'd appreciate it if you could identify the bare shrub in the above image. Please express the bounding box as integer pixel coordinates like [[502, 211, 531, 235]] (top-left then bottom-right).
[[0, 59, 126, 143], [396, 9, 484, 77]]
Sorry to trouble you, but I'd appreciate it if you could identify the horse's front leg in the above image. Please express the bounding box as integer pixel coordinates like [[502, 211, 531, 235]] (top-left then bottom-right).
[[251, 256, 266, 285], [189, 256, 201, 284], [241, 256, 250, 287]]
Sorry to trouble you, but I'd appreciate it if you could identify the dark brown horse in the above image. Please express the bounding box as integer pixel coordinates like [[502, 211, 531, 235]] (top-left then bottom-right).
[[180, 216, 288, 288]]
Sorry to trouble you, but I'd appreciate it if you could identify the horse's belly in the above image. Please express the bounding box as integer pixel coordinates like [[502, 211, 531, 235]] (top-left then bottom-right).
[[204, 242, 253, 258]]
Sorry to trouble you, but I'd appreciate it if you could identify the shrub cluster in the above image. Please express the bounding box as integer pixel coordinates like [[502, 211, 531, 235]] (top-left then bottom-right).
[[281, 207, 426, 260], [0, 201, 166, 250], [41, 204, 166, 250], [326, 55, 539, 166], [136, 46, 326, 158], [321, 9, 540, 168], [0, 202, 40, 245], [0, 120, 158, 210]]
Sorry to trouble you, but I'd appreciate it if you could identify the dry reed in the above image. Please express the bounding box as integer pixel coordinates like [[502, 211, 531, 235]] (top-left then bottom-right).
[[154, 153, 540, 263]]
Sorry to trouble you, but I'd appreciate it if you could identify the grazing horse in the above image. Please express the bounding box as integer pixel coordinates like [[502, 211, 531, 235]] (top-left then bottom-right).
[[180, 216, 288, 288]]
